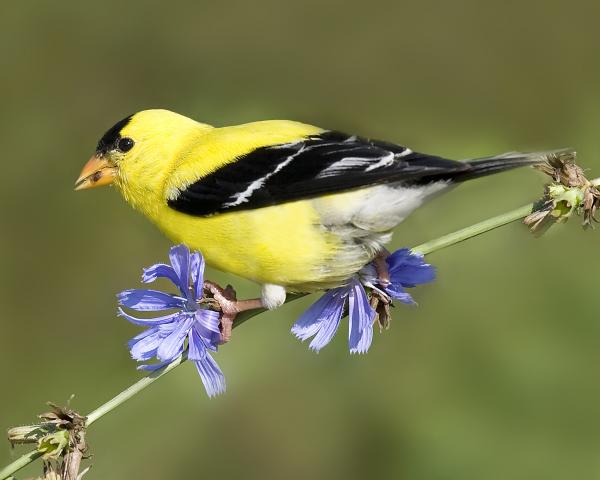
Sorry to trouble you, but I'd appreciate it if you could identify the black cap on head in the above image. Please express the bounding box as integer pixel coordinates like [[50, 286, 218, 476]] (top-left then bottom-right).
[[96, 114, 133, 154]]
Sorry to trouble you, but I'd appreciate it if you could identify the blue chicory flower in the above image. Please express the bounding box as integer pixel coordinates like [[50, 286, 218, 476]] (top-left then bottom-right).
[[373, 248, 436, 304], [291, 248, 435, 354], [291, 277, 375, 354], [118, 245, 226, 397]]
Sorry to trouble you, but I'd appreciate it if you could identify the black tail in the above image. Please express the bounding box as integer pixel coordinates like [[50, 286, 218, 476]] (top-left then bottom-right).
[[441, 149, 575, 183]]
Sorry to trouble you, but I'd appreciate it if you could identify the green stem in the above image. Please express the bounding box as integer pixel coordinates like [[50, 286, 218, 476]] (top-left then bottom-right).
[[86, 296, 304, 426], [0, 451, 43, 480], [412, 203, 533, 255], [86, 352, 188, 426], [0, 202, 536, 480], [0, 306, 276, 480]]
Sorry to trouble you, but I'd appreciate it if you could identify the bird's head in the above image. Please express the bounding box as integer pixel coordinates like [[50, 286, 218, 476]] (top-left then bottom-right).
[[75, 109, 212, 207]]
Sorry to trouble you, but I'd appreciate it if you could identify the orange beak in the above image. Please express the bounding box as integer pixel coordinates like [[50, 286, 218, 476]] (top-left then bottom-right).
[[74, 155, 117, 191]]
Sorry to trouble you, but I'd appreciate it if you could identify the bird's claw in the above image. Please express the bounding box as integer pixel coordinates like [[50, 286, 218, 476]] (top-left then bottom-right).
[[202, 281, 239, 344], [369, 289, 393, 331]]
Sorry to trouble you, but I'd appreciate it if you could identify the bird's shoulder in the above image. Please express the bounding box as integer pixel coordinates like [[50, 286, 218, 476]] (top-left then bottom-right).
[[165, 120, 323, 198]]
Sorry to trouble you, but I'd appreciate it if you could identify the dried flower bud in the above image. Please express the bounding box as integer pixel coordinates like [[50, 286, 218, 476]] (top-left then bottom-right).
[[524, 151, 600, 231], [39, 403, 86, 431], [7, 424, 54, 445], [40, 468, 62, 480], [583, 180, 600, 228], [535, 150, 587, 187], [6, 401, 88, 477], [37, 430, 70, 460]]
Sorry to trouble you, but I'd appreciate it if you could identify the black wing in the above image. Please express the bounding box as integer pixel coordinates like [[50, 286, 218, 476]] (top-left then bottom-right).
[[168, 131, 468, 216]]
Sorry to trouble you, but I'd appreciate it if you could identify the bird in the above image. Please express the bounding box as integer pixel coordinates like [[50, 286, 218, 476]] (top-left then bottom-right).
[[75, 109, 561, 341]]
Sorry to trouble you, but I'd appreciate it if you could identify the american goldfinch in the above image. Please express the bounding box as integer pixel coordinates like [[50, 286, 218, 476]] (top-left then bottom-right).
[[76, 109, 559, 340]]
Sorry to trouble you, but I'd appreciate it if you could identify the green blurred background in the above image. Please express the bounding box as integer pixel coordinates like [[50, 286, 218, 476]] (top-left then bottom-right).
[[2, 1, 600, 478]]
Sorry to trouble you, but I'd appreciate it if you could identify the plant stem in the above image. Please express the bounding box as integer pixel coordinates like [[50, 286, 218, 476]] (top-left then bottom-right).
[[85, 295, 302, 427], [0, 306, 274, 480], [86, 295, 295, 427], [86, 353, 188, 426], [0, 451, 43, 480], [412, 203, 533, 255], [0, 202, 536, 480]]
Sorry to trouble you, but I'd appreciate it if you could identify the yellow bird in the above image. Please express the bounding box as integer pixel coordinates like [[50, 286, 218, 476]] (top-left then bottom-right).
[[76, 109, 556, 340]]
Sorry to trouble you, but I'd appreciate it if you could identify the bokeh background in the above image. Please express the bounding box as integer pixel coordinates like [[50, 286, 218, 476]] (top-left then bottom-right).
[[2, 1, 600, 478]]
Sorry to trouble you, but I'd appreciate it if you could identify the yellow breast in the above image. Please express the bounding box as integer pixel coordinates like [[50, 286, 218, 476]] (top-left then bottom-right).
[[153, 199, 340, 288], [117, 117, 362, 289]]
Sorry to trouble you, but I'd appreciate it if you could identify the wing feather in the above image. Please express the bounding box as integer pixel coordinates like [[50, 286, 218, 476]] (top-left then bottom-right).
[[168, 131, 466, 216]]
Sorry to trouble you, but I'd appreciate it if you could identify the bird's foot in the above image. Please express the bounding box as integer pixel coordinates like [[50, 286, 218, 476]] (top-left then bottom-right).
[[373, 248, 391, 287], [202, 281, 263, 344], [369, 288, 393, 331]]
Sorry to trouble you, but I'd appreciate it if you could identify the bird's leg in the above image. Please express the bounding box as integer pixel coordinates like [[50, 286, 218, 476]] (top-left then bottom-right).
[[369, 288, 393, 331], [202, 281, 264, 344], [373, 248, 391, 287]]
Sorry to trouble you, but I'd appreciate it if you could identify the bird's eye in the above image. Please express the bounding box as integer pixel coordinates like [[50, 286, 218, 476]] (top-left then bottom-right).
[[117, 137, 135, 153]]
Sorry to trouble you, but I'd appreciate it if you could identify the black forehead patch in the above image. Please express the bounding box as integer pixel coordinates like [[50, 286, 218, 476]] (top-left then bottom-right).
[[96, 114, 133, 154]]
